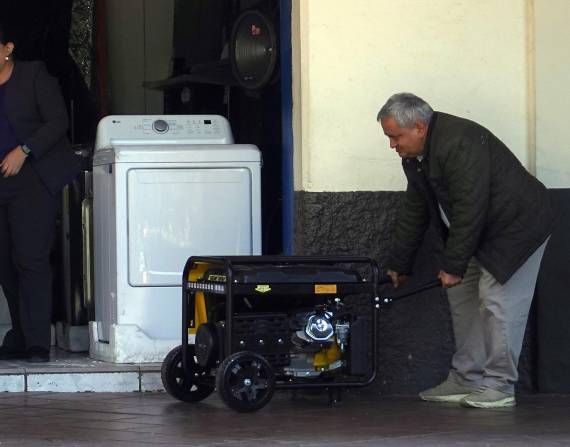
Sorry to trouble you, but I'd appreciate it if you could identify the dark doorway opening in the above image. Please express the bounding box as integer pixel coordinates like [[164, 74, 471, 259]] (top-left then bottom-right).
[[155, 0, 284, 255]]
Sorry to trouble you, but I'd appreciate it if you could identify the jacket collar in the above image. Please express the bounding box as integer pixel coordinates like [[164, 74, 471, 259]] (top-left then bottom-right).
[[421, 111, 439, 160]]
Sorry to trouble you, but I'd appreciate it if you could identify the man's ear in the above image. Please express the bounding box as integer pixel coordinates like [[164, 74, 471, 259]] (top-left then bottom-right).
[[414, 121, 428, 137]]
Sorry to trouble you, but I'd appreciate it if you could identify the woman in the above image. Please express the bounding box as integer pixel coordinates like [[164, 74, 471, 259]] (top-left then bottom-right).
[[0, 22, 81, 362]]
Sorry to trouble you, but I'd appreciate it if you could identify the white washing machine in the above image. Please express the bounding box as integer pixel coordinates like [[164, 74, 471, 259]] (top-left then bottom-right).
[[90, 115, 261, 363]]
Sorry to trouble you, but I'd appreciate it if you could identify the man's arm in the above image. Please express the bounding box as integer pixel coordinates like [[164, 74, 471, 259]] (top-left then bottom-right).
[[388, 179, 430, 284], [439, 134, 491, 278]]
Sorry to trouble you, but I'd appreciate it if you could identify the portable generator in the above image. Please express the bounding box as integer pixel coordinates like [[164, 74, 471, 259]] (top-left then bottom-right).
[[161, 255, 439, 412]]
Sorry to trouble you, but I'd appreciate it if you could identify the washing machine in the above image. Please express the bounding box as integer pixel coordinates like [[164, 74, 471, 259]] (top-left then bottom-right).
[[90, 115, 261, 363]]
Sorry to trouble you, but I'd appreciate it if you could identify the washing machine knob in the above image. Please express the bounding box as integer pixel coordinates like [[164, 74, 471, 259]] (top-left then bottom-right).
[[152, 119, 169, 133]]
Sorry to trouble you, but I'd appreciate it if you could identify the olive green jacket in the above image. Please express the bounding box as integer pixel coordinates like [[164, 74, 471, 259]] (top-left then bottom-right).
[[389, 112, 556, 284]]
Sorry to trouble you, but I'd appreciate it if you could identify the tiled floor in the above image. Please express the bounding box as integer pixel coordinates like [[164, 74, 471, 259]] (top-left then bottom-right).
[[0, 391, 569, 446]]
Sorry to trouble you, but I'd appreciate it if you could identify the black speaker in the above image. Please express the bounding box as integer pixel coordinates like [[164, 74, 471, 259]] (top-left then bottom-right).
[[230, 10, 278, 90]]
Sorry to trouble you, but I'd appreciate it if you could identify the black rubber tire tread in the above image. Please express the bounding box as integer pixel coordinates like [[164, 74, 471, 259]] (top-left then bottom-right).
[[161, 345, 214, 402], [215, 351, 275, 412]]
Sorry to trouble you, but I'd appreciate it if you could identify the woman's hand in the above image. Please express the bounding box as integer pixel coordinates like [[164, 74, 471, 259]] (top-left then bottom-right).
[[1, 146, 28, 177]]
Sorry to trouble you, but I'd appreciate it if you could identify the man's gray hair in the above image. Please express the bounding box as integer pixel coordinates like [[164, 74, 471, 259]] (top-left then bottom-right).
[[377, 92, 434, 128]]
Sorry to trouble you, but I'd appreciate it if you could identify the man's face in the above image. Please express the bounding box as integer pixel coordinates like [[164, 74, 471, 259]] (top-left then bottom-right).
[[380, 116, 427, 159]]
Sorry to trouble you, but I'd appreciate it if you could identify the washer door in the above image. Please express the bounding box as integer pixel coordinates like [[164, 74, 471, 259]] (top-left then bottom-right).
[[127, 167, 253, 286]]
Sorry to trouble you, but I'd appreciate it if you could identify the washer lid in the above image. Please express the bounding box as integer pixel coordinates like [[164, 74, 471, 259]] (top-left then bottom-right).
[[92, 144, 261, 166]]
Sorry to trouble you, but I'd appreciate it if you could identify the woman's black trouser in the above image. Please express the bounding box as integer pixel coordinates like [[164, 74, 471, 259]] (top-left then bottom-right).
[[0, 162, 57, 351]]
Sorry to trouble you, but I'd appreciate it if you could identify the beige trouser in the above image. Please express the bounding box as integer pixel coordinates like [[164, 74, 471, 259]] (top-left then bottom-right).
[[446, 238, 550, 394]]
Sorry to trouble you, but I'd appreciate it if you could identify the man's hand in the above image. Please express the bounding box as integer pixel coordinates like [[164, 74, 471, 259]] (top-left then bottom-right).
[[1, 146, 28, 178], [438, 270, 462, 288], [387, 269, 409, 288]]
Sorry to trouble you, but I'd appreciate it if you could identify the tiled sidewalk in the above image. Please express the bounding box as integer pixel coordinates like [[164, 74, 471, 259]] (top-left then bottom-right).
[[0, 391, 569, 446], [0, 350, 569, 446]]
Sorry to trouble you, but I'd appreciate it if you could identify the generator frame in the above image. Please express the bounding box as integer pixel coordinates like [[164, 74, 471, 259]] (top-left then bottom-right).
[[163, 255, 386, 412]]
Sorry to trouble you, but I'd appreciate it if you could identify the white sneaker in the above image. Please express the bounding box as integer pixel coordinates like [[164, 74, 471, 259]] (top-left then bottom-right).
[[419, 380, 477, 403], [460, 386, 516, 408]]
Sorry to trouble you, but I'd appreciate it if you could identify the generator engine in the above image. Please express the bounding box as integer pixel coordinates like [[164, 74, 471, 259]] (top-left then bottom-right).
[[284, 306, 349, 377], [195, 305, 351, 378], [195, 288, 374, 381], [195, 300, 365, 379]]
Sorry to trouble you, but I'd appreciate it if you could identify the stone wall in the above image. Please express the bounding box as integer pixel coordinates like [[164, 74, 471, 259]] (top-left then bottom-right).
[[293, 191, 537, 395]]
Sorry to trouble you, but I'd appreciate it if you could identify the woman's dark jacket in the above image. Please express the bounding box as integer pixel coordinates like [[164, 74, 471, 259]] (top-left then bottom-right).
[[4, 60, 81, 194], [390, 112, 556, 284]]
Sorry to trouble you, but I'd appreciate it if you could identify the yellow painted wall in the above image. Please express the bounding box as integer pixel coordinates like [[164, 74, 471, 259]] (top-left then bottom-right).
[[292, 0, 531, 192], [535, 0, 570, 188]]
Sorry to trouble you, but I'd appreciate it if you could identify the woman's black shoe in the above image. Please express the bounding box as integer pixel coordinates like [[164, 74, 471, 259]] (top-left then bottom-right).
[[0, 345, 26, 360], [26, 347, 50, 363]]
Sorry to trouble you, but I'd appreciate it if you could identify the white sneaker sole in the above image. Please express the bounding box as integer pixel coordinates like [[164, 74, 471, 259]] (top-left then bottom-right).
[[460, 397, 516, 408], [419, 393, 470, 403]]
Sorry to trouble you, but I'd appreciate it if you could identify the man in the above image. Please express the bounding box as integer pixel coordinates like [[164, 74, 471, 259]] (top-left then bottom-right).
[[378, 92, 555, 408]]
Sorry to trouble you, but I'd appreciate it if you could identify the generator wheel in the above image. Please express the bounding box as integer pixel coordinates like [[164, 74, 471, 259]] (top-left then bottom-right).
[[161, 345, 214, 402], [216, 351, 275, 412]]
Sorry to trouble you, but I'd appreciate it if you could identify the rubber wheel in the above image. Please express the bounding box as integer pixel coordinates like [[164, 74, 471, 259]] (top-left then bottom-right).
[[161, 345, 214, 402], [195, 322, 219, 368], [216, 351, 275, 412]]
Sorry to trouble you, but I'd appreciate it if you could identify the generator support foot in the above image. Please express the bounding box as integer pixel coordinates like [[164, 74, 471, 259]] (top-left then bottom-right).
[[328, 388, 342, 406]]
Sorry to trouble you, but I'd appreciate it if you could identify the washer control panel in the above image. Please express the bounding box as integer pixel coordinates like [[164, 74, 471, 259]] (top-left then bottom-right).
[[95, 115, 234, 150], [139, 117, 222, 137]]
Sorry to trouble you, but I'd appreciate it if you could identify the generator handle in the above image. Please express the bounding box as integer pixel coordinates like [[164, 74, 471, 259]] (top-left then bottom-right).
[[379, 279, 441, 306]]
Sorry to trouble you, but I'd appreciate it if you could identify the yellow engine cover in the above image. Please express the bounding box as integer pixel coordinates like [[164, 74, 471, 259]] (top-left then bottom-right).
[[313, 340, 341, 370]]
